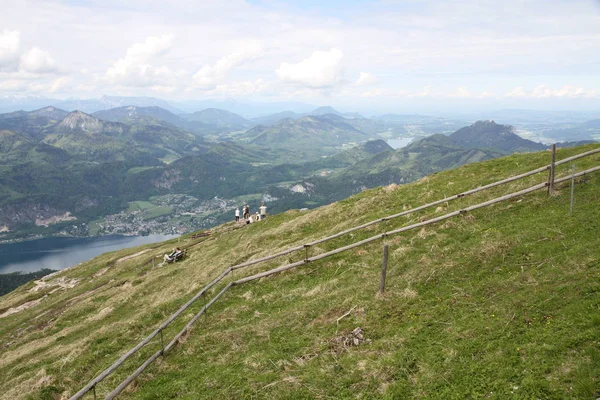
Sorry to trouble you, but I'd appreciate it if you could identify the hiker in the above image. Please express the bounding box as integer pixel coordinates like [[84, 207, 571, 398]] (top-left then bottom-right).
[[260, 202, 267, 219], [246, 215, 253, 225], [255, 211, 261, 221], [244, 205, 250, 219], [163, 247, 179, 263], [235, 208, 240, 222]]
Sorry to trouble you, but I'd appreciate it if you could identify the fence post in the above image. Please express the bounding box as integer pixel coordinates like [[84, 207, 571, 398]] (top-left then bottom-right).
[[570, 164, 575, 213], [548, 144, 556, 195], [379, 245, 389, 293], [160, 329, 164, 356]]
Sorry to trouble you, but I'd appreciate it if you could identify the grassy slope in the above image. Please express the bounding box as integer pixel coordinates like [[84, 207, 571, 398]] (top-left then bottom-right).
[[0, 145, 599, 400]]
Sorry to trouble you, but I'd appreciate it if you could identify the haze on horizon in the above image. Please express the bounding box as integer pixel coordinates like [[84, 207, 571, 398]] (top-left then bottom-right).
[[1, 0, 600, 114]]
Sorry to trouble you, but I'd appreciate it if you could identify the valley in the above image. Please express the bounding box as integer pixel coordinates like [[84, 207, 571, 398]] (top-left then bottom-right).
[[0, 103, 596, 245]]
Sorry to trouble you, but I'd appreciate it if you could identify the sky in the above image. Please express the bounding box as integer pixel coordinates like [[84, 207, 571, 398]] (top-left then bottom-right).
[[1, 0, 600, 113]]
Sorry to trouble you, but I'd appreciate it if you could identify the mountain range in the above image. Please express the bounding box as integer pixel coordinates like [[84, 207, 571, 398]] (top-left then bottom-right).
[[0, 104, 595, 240]]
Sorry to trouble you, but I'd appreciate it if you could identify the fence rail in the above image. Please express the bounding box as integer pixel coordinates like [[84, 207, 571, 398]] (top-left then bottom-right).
[[70, 146, 600, 400]]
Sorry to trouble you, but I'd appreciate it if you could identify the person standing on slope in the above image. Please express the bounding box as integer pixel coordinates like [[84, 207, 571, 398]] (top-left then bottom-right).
[[259, 202, 267, 219], [235, 208, 240, 222]]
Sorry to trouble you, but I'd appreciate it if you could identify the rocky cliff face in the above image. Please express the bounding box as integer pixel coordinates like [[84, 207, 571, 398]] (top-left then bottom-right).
[[54, 111, 126, 135], [0, 202, 73, 229]]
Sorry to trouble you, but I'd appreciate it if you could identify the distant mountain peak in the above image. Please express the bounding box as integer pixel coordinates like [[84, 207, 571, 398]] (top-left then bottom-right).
[[449, 120, 544, 153], [183, 108, 250, 128], [29, 106, 69, 119], [55, 110, 110, 133], [35, 106, 59, 112], [310, 106, 342, 116]]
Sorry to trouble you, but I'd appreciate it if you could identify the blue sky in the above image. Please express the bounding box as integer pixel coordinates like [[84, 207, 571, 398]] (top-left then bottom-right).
[[1, 0, 599, 113]]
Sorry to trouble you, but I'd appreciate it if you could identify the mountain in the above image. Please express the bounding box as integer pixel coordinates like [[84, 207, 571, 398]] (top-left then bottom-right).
[[0, 106, 70, 140], [182, 108, 251, 130], [0, 95, 184, 114], [169, 98, 317, 116], [308, 106, 364, 119], [250, 111, 303, 126], [52, 110, 126, 135], [93, 106, 184, 126], [449, 120, 546, 153], [1, 144, 598, 399], [543, 119, 600, 141], [0, 109, 215, 235], [280, 133, 502, 205], [244, 114, 381, 160], [61, 95, 184, 114], [309, 106, 343, 116], [28, 106, 70, 120], [373, 114, 469, 136], [0, 95, 53, 113], [273, 121, 546, 207], [93, 105, 232, 135], [251, 108, 365, 127]]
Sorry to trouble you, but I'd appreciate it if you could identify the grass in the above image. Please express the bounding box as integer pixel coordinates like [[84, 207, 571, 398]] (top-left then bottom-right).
[[229, 193, 264, 204], [141, 206, 172, 220], [159, 153, 180, 164], [125, 201, 173, 221], [87, 218, 104, 236], [127, 201, 157, 212], [127, 166, 159, 175], [0, 144, 599, 399]]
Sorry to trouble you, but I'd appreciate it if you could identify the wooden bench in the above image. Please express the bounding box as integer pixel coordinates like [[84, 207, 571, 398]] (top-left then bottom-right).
[[165, 249, 186, 263]]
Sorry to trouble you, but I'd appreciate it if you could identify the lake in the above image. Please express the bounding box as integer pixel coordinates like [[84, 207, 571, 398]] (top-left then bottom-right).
[[0, 235, 177, 274], [387, 137, 414, 149]]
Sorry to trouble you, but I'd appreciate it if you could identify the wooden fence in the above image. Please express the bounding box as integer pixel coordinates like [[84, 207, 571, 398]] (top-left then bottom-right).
[[70, 146, 600, 400]]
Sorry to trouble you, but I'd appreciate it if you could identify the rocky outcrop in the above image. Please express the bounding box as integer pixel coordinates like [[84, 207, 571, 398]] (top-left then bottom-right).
[[35, 212, 76, 227], [0, 202, 72, 228], [153, 169, 182, 189]]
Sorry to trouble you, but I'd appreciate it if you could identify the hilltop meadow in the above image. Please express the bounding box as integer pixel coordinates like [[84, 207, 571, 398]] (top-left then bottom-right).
[[0, 144, 599, 399]]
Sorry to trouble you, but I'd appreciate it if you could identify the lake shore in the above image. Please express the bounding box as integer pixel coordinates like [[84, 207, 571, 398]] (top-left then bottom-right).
[[0, 234, 178, 275]]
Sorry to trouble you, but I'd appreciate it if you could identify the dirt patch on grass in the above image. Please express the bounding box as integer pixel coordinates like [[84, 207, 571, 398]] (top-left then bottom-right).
[[29, 277, 80, 293], [0, 295, 47, 318], [93, 267, 110, 277], [116, 249, 151, 264], [383, 184, 399, 193], [87, 306, 113, 322]]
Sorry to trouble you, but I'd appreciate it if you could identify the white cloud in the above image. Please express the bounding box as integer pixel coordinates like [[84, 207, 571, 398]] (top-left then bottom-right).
[[19, 47, 57, 73], [355, 72, 377, 86], [105, 34, 175, 86], [0, 79, 25, 91], [276, 48, 344, 88], [505, 85, 599, 99], [192, 43, 262, 89], [205, 79, 269, 97], [447, 87, 472, 98], [151, 85, 177, 94], [505, 87, 527, 98], [49, 76, 69, 92], [0, 30, 20, 69], [360, 89, 384, 97], [532, 84, 589, 98]]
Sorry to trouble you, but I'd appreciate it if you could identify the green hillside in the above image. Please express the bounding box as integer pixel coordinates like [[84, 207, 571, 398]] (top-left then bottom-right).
[[0, 145, 599, 399], [245, 114, 380, 159]]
